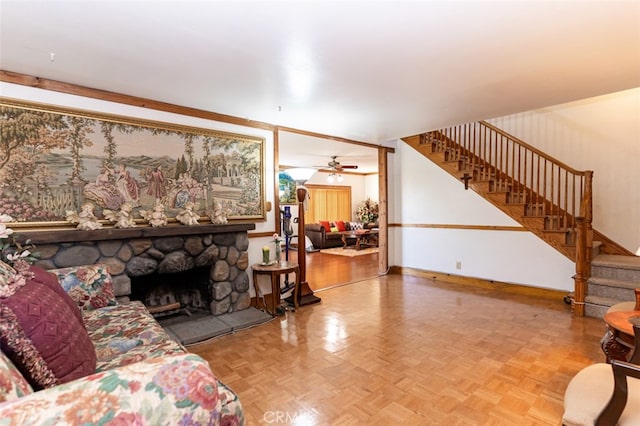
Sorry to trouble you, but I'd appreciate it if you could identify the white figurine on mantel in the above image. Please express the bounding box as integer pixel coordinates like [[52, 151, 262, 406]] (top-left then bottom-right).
[[103, 202, 136, 228], [176, 201, 199, 226], [140, 203, 168, 227], [66, 202, 103, 230], [210, 201, 228, 224]]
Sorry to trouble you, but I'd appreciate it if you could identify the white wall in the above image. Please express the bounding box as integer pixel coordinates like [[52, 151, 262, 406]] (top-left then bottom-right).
[[389, 142, 575, 291], [364, 174, 379, 202], [488, 87, 640, 254]]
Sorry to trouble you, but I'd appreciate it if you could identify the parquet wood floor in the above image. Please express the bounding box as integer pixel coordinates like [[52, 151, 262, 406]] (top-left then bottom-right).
[[190, 255, 604, 425], [294, 249, 380, 291]]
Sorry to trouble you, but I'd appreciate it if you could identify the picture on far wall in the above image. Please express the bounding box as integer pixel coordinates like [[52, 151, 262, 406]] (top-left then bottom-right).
[[278, 171, 297, 204], [0, 98, 266, 227]]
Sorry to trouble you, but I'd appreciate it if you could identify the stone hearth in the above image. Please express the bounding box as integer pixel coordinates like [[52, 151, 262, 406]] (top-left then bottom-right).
[[23, 223, 255, 315]]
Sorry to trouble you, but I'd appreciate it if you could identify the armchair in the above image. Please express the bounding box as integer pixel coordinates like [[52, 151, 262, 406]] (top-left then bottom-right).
[[563, 323, 640, 425]]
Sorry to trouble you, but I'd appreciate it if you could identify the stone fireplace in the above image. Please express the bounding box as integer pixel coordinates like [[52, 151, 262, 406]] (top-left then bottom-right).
[[23, 223, 255, 315]]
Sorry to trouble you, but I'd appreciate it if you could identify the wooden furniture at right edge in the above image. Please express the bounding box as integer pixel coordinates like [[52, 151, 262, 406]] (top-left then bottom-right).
[[601, 288, 640, 362]]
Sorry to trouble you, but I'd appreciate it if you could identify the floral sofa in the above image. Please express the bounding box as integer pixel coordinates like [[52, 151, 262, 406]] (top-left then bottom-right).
[[0, 262, 243, 425]]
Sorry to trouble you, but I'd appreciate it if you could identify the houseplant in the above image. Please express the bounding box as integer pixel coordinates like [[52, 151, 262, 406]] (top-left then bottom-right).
[[355, 198, 379, 225]]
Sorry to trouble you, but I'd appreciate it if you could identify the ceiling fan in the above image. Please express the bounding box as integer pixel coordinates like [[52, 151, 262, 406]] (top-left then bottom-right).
[[320, 156, 358, 171], [314, 156, 358, 183]]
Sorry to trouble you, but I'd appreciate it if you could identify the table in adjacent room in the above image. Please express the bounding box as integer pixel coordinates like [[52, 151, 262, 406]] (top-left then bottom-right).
[[339, 229, 379, 250]]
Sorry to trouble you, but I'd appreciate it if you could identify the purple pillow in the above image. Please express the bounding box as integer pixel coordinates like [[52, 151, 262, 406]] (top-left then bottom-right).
[[28, 266, 84, 327], [0, 279, 96, 389]]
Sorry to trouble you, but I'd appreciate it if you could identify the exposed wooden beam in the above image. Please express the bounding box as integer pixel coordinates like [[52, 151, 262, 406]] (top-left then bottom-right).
[[0, 70, 276, 131], [378, 147, 389, 275], [277, 125, 395, 153]]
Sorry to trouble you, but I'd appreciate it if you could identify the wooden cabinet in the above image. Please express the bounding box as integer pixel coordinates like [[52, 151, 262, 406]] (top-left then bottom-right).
[[305, 185, 352, 224]]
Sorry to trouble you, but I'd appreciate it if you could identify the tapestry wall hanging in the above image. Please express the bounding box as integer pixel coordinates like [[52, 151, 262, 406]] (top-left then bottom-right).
[[0, 98, 266, 228]]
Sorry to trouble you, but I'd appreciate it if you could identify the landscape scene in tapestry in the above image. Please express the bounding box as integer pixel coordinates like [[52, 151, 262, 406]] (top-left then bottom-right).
[[0, 104, 264, 223]]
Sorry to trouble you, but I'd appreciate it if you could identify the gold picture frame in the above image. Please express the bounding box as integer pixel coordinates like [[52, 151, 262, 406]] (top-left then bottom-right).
[[0, 98, 266, 228]]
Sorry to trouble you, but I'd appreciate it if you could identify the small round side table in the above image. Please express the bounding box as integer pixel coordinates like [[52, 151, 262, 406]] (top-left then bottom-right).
[[251, 261, 300, 316]]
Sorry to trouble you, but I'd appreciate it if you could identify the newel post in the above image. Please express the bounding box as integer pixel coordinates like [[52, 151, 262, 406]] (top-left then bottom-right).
[[573, 171, 594, 317], [573, 216, 588, 316]]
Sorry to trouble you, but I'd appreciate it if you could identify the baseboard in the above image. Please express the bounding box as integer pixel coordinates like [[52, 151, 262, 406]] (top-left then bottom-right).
[[389, 266, 569, 301]]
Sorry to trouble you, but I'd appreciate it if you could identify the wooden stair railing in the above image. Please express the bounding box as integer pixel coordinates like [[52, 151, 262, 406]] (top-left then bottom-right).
[[403, 121, 597, 315]]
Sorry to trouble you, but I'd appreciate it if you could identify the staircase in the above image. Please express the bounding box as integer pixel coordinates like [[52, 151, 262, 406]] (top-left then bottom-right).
[[402, 121, 635, 317]]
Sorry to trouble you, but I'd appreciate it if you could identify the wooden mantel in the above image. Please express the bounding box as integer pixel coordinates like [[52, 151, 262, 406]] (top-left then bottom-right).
[[16, 223, 256, 245]]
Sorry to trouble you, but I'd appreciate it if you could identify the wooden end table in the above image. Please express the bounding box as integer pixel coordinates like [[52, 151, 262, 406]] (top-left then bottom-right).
[[602, 289, 640, 362], [602, 310, 639, 362], [252, 261, 300, 316]]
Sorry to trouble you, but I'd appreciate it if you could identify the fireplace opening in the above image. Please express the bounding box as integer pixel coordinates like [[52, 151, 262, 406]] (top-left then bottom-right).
[[129, 265, 272, 346], [130, 266, 212, 318]]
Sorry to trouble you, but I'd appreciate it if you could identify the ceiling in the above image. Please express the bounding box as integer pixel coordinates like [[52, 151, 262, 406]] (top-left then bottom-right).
[[1, 1, 639, 174]]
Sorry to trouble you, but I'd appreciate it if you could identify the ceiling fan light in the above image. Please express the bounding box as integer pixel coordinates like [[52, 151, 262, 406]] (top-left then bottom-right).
[[327, 173, 334, 183], [337, 174, 343, 182]]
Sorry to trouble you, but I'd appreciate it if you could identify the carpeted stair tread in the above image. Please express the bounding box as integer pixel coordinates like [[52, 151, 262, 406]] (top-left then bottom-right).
[[588, 276, 640, 290], [584, 302, 609, 319], [585, 296, 638, 319], [592, 254, 640, 270], [585, 294, 621, 309]]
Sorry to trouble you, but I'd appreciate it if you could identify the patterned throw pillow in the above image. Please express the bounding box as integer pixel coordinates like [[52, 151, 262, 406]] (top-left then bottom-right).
[[51, 264, 117, 311], [0, 279, 97, 390], [0, 350, 33, 402], [0, 260, 27, 298], [349, 222, 364, 230]]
